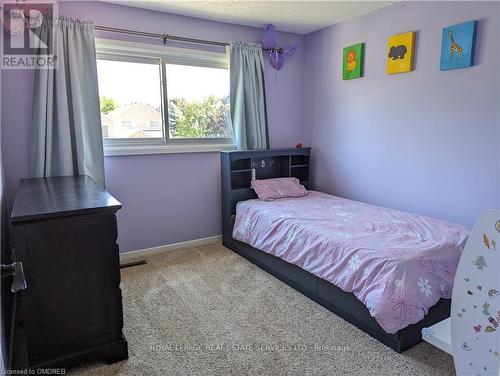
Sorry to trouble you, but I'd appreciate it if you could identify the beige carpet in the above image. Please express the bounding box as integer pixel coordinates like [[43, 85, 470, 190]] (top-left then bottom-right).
[[70, 243, 454, 376]]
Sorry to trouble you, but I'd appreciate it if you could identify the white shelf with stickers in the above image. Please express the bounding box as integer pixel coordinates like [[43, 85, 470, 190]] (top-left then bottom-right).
[[422, 209, 500, 376]]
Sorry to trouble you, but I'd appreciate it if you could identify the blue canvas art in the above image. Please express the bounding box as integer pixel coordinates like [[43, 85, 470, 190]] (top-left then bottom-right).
[[440, 21, 478, 71]]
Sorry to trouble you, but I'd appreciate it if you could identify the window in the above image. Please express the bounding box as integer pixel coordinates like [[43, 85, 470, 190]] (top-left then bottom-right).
[[166, 64, 231, 139], [96, 39, 234, 155], [149, 120, 160, 129], [121, 121, 134, 129]]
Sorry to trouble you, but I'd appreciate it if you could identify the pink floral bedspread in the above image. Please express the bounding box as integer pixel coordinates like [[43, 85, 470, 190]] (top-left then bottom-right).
[[233, 191, 469, 333]]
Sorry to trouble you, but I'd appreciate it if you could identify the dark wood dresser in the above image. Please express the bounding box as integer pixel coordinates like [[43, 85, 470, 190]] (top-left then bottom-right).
[[9, 175, 128, 371]]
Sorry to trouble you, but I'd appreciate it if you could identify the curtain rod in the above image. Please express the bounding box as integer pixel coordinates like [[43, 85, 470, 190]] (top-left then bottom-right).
[[94, 25, 229, 47]]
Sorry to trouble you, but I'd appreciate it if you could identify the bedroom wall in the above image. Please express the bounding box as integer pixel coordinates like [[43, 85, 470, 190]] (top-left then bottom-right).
[[0, 104, 8, 373], [0, 1, 305, 252], [3, 1, 498, 253], [303, 1, 500, 227]]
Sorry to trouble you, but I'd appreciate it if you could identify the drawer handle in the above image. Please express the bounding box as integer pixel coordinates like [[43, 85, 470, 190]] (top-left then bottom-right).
[[1, 262, 27, 293]]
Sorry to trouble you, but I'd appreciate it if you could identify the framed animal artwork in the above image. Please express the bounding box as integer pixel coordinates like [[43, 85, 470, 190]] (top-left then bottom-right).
[[342, 43, 364, 80], [440, 21, 478, 71], [386, 31, 416, 74]]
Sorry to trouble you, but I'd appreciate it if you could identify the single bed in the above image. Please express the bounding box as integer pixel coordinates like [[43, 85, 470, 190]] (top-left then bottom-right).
[[233, 190, 469, 334], [221, 148, 469, 352]]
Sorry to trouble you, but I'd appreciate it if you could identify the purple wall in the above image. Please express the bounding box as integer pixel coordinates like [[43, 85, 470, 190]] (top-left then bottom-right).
[[1, 70, 32, 212], [1, 1, 305, 252], [304, 1, 500, 227], [2, 1, 498, 252]]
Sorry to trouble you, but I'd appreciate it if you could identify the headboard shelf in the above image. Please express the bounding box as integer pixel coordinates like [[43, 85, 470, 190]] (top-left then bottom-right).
[[230, 170, 252, 190], [221, 148, 311, 242], [291, 155, 309, 166], [230, 158, 251, 171], [291, 165, 309, 181]]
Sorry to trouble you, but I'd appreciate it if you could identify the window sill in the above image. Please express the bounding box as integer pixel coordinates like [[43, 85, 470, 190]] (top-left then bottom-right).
[[104, 143, 237, 157]]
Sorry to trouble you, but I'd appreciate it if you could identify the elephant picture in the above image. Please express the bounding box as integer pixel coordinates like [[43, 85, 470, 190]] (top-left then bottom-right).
[[388, 45, 407, 60], [386, 31, 416, 74]]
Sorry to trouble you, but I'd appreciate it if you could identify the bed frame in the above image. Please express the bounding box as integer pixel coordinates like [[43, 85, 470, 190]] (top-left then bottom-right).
[[220, 148, 451, 353]]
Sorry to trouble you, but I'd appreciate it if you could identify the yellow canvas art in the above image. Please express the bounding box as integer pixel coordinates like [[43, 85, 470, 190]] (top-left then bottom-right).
[[386, 31, 416, 74]]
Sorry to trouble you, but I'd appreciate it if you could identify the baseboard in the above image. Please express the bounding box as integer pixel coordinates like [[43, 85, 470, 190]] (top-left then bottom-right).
[[119, 235, 222, 263]]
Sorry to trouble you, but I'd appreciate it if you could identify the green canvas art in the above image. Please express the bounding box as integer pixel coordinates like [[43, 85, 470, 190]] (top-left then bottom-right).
[[342, 43, 364, 80]]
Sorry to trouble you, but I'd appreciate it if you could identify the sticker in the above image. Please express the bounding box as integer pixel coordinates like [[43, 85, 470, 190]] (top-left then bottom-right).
[[488, 317, 498, 328], [488, 289, 499, 298], [473, 325, 482, 333], [464, 277, 470, 282], [477, 285, 482, 290], [495, 220, 500, 233], [482, 302, 491, 315], [485, 326, 496, 332], [468, 290, 474, 295], [492, 239, 496, 250], [421, 328, 434, 337], [484, 233, 490, 249], [461, 342, 472, 351], [473, 255, 487, 270]]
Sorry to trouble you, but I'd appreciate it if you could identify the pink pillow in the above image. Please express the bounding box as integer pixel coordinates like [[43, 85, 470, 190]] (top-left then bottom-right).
[[251, 178, 308, 201]]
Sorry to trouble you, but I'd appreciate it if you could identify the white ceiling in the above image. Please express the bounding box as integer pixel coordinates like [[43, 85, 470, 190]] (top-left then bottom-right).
[[104, 1, 395, 35]]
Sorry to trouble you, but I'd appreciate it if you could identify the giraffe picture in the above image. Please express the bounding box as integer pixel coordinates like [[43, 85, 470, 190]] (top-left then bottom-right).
[[440, 21, 478, 71]]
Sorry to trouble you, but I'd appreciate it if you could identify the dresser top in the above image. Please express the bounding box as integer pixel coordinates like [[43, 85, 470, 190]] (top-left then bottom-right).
[[11, 175, 122, 223]]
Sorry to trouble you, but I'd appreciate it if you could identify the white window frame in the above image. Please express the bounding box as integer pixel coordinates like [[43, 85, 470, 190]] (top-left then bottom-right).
[[95, 38, 235, 156]]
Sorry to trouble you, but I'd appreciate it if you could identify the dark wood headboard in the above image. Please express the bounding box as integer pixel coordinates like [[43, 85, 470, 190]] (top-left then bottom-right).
[[220, 148, 311, 244]]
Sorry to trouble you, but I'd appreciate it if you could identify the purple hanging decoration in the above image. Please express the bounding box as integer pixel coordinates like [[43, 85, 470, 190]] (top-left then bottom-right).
[[261, 24, 297, 71], [262, 24, 278, 50]]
